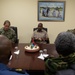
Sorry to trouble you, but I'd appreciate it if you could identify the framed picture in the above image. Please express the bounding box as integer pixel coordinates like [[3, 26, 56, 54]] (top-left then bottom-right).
[[38, 1, 65, 21]]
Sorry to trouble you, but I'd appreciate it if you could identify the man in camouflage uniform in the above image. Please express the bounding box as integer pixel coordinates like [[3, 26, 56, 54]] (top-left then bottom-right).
[[0, 20, 16, 43], [44, 32, 75, 75]]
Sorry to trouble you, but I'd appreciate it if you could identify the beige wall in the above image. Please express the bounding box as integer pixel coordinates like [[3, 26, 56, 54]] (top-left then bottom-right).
[[0, 0, 75, 44]]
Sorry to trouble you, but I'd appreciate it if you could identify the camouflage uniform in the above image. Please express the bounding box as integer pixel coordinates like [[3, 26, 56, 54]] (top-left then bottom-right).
[[0, 27, 16, 43], [44, 53, 75, 75]]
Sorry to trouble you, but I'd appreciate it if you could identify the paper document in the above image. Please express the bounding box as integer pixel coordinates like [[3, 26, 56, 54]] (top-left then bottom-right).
[[14, 50, 20, 55], [37, 54, 49, 60], [37, 54, 44, 60], [42, 54, 49, 57]]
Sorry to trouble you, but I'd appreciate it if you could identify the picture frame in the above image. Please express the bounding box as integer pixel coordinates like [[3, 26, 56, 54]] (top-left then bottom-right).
[[38, 1, 65, 21]]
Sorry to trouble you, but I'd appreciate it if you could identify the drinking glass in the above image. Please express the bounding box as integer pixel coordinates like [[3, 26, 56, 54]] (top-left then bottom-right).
[[43, 49, 47, 54], [39, 50, 43, 55]]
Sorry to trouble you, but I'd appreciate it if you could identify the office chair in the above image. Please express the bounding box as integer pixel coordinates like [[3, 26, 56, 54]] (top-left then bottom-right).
[[10, 26, 19, 44], [33, 27, 50, 44], [33, 27, 47, 32]]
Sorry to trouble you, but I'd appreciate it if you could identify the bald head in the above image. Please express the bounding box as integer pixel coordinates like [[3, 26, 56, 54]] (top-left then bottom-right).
[[55, 32, 75, 56], [37, 23, 43, 32], [38, 23, 43, 27], [0, 35, 12, 64]]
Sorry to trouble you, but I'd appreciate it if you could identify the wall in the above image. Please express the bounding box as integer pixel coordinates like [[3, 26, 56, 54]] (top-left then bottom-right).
[[0, 0, 75, 44]]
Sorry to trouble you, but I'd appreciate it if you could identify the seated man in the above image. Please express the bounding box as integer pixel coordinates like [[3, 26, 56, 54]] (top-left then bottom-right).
[[31, 23, 49, 44], [0, 35, 29, 75], [0, 20, 16, 43], [44, 32, 75, 75]]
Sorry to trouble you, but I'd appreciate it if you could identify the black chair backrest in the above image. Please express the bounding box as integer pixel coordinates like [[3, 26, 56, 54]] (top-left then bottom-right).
[[33, 27, 47, 32], [10, 26, 19, 43]]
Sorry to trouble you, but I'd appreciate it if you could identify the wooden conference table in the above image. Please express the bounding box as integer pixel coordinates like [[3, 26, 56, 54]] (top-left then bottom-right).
[[9, 43, 58, 71]]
